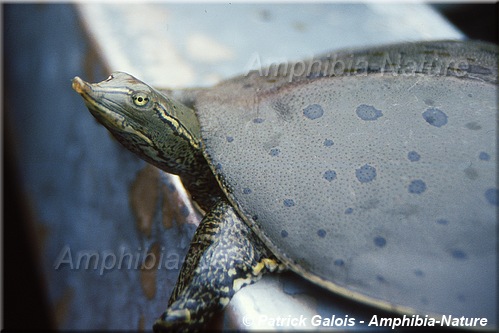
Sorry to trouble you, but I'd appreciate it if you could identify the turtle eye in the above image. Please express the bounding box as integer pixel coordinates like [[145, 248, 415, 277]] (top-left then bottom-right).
[[132, 92, 150, 107], [105, 74, 113, 82]]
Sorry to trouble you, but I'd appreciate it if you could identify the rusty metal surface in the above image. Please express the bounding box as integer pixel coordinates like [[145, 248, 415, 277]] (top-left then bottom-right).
[[4, 4, 200, 330]]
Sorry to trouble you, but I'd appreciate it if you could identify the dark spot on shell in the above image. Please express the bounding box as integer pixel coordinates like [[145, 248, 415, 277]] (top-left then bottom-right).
[[323, 139, 334, 147], [334, 259, 344, 266], [323, 170, 337, 182], [242, 188, 252, 194], [451, 249, 467, 260], [226, 136, 234, 143], [215, 163, 223, 171], [479, 152, 490, 161], [422, 107, 447, 127], [253, 118, 265, 124], [424, 98, 434, 106], [252, 215, 258, 221], [356, 104, 383, 121], [437, 219, 449, 225], [408, 179, 426, 194], [269, 148, 280, 156], [317, 229, 326, 238], [374, 236, 386, 248], [408, 151, 420, 162], [464, 167, 479, 180], [414, 269, 425, 277], [485, 188, 498, 206], [242, 83, 253, 88], [465, 122, 481, 130], [283, 199, 295, 207], [303, 104, 324, 120], [376, 275, 386, 283], [345, 207, 353, 214], [281, 230, 288, 238], [457, 294, 466, 302], [356, 164, 376, 183]]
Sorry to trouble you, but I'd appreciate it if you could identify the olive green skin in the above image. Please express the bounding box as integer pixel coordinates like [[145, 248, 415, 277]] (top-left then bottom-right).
[[73, 40, 498, 331]]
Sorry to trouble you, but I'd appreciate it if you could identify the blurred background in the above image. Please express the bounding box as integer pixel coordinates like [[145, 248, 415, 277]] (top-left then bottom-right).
[[3, 2, 497, 331]]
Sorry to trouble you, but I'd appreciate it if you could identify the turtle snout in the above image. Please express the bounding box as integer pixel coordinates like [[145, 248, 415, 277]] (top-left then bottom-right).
[[72, 76, 91, 94]]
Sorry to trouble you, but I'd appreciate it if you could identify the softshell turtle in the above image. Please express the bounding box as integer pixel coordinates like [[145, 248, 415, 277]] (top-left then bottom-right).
[[72, 40, 498, 331]]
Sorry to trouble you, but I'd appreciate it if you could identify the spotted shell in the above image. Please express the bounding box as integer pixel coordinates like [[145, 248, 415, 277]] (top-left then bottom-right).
[[189, 41, 498, 324]]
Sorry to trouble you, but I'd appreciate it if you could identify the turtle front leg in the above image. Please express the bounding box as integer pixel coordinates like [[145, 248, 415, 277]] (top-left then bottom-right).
[[153, 200, 285, 332]]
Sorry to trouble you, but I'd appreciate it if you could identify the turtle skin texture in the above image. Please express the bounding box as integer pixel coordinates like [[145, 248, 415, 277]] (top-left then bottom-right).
[[154, 201, 283, 332]]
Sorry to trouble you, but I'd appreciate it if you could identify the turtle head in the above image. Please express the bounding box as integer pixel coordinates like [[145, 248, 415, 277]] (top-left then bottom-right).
[[72, 72, 203, 176]]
